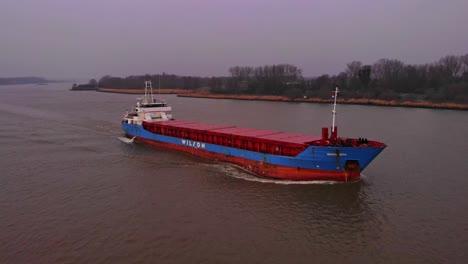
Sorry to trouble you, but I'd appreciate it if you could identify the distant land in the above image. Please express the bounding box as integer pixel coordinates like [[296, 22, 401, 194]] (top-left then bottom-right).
[[0, 77, 51, 85], [92, 53, 468, 104], [71, 83, 97, 91], [73, 53, 468, 110]]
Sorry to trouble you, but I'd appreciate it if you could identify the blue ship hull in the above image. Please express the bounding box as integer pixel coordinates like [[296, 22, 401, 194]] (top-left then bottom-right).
[[122, 122, 385, 181]]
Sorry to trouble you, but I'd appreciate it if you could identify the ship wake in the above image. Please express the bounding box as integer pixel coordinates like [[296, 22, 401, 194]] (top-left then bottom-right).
[[117, 136, 136, 143], [213, 164, 345, 185]]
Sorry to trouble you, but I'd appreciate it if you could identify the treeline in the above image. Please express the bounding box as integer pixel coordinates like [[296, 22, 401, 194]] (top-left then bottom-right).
[[95, 53, 468, 103], [213, 64, 303, 96], [216, 54, 468, 103], [98, 73, 214, 90]]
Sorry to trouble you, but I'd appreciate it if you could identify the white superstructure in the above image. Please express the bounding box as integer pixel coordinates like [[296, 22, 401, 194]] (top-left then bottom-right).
[[123, 81, 173, 125]]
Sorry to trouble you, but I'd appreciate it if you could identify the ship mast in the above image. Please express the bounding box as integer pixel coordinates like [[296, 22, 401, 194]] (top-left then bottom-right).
[[144, 80, 154, 104], [331, 87, 339, 133]]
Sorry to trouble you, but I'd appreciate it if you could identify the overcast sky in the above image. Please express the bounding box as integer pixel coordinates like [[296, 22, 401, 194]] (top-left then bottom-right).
[[1, 0, 467, 79]]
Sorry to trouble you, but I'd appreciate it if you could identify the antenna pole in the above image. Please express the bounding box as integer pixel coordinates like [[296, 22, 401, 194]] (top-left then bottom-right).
[[144, 81, 148, 104], [158, 74, 161, 96], [150, 81, 154, 102], [332, 87, 339, 132]]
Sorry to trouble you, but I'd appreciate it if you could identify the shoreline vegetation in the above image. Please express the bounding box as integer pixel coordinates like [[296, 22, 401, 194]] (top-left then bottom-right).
[[177, 92, 468, 110], [95, 88, 468, 110], [82, 53, 468, 110]]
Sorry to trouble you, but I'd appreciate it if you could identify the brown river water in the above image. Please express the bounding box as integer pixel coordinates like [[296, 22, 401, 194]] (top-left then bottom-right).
[[0, 83, 467, 263]]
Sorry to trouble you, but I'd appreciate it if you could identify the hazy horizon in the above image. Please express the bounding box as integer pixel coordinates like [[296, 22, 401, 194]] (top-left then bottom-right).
[[1, 0, 467, 80]]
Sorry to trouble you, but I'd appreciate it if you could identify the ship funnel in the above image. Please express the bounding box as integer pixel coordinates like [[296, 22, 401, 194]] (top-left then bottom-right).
[[322, 127, 329, 140]]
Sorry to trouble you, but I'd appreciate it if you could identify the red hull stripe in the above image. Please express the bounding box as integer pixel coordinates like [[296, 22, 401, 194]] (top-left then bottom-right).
[[135, 136, 360, 182]]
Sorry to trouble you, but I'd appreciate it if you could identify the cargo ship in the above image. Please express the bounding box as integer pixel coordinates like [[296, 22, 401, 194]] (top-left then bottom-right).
[[121, 81, 386, 181]]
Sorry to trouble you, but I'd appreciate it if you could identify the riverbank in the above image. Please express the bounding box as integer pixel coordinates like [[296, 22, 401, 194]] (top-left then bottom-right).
[[177, 93, 468, 110], [94, 88, 468, 110], [97, 87, 193, 94]]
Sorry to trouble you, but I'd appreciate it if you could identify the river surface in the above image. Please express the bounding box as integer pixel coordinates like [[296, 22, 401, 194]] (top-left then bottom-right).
[[0, 83, 467, 263]]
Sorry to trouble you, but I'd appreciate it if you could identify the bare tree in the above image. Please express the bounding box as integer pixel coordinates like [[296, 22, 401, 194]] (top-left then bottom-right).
[[460, 54, 468, 75], [439, 55, 462, 79], [346, 61, 362, 79], [358, 65, 372, 87]]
